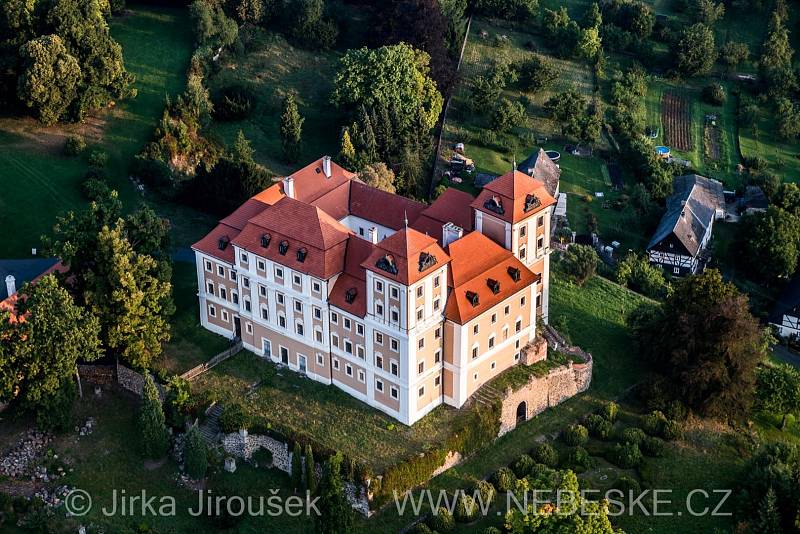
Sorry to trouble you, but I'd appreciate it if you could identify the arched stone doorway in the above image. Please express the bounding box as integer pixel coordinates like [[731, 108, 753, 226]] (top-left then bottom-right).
[[516, 401, 527, 423]]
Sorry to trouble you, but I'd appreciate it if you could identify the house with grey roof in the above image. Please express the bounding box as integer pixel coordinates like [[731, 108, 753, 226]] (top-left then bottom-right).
[[516, 148, 561, 198], [646, 175, 725, 276]]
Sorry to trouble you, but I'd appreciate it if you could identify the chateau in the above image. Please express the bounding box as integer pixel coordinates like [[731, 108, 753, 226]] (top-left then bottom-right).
[[192, 156, 556, 425]]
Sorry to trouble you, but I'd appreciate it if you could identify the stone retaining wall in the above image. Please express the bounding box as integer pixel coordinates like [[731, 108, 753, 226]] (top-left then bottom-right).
[[77, 364, 116, 385], [221, 430, 371, 516], [497, 356, 593, 436], [116, 364, 165, 401]]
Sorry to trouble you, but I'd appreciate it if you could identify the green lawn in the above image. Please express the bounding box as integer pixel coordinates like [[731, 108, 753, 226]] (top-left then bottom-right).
[[0, 5, 195, 258], [205, 30, 345, 176], [156, 261, 230, 375]]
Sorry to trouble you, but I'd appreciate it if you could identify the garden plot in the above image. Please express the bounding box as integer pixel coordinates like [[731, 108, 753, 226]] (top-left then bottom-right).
[[661, 92, 692, 151]]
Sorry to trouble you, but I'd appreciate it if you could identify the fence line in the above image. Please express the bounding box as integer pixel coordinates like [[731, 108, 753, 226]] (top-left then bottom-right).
[[180, 340, 243, 381]]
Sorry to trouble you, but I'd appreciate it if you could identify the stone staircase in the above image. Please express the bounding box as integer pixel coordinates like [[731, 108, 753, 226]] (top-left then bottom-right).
[[198, 403, 223, 444], [469, 383, 504, 408]]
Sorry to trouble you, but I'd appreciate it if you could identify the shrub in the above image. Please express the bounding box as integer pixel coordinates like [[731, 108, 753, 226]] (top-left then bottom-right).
[[490, 97, 526, 133], [641, 436, 665, 457], [665, 400, 688, 421], [562, 424, 589, 446], [428, 507, 455, 533], [213, 84, 255, 121], [642, 410, 668, 436], [620, 427, 646, 446], [218, 402, 251, 433], [611, 442, 643, 468], [602, 401, 619, 422], [662, 420, 682, 441], [560, 244, 600, 286], [82, 174, 110, 201], [491, 467, 516, 492], [532, 443, 559, 467], [586, 414, 612, 440], [251, 448, 273, 469], [613, 475, 642, 495], [454, 494, 478, 523], [410, 523, 433, 534], [64, 135, 86, 156], [88, 149, 108, 168], [701, 83, 726, 106], [184, 426, 208, 479], [472, 480, 495, 506], [512, 454, 536, 478], [568, 446, 593, 470]]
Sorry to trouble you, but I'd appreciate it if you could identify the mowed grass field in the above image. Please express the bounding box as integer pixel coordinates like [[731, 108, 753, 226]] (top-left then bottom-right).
[[0, 5, 194, 258]]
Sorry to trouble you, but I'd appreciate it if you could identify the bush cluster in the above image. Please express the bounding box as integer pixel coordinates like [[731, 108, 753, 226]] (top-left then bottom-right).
[[562, 424, 589, 446], [585, 414, 612, 440], [532, 443, 559, 467]]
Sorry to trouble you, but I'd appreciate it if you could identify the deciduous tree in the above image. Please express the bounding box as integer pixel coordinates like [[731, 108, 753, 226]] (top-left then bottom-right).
[[17, 35, 81, 125], [358, 163, 396, 194], [739, 207, 800, 283], [280, 93, 304, 163], [756, 363, 800, 429], [560, 244, 599, 286], [519, 54, 558, 94], [676, 23, 717, 76]]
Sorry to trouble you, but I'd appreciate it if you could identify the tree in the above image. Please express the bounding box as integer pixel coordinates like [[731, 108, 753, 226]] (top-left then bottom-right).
[[139, 374, 169, 459], [470, 74, 503, 112], [233, 0, 264, 25], [17, 35, 81, 125], [616, 253, 669, 298], [759, 9, 796, 96], [5, 275, 101, 429], [315, 452, 354, 534], [560, 245, 599, 286], [85, 225, 172, 369], [189, 0, 238, 49], [287, 0, 338, 51], [756, 364, 800, 429], [291, 441, 303, 491], [519, 54, 558, 94], [583, 2, 602, 29], [676, 23, 717, 76], [184, 424, 208, 479], [720, 40, 749, 68], [280, 93, 304, 163], [631, 269, 767, 419], [692, 0, 725, 25], [338, 128, 356, 169], [473, 0, 538, 19], [304, 444, 316, 494], [358, 163, 396, 193], [490, 98, 526, 133], [739, 207, 800, 282], [776, 97, 800, 139], [331, 43, 443, 135], [577, 26, 602, 61], [754, 488, 782, 534], [544, 90, 601, 144]]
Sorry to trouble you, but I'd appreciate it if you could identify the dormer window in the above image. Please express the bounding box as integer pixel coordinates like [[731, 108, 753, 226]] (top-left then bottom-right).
[[418, 252, 437, 272], [487, 278, 500, 294], [218, 236, 230, 250], [260, 233, 271, 247], [507, 266, 521, 282], [345, 288, 358, 304], [296, 248, 307, 263], [376, 254, 398, 275], [484, 195, 504, 215], [466, 291, 479, 307], [523, 193, 541, 212], [278, 240, 289, 255]]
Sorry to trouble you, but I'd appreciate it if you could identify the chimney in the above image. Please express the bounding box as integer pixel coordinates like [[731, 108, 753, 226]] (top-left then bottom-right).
[[369, 227, 379, 244], [322, 156, 332, 178], [442, 222, 464, 247], [5, 275, 16, 297], [282, 176, 295, 198]]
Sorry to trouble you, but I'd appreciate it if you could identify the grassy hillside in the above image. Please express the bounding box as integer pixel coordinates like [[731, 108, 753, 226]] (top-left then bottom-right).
[[0, 5, 194, 258]]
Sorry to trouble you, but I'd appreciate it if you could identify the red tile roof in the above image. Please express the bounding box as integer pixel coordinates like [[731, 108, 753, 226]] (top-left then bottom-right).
[[411, 188, 475, 243], [361, 228, 450, 285], [245, 197, 351, 250], [328, 238, 374, 317], [348, 181, 427, 230], [445, 232, 537, 324], [283, 157, 356, 204], [471, 170, 556, 224], [191, 222, 240, 263]]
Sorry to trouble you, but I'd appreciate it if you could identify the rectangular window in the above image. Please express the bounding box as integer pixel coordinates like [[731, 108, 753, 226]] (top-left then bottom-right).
[[232, 291, 239, 305], [356, 323, 364, 336], [261, 307, 268, 320], [491, 313, 497, 324], [244, 298, 251, 312], [472, 346, 478, 359], [536, 293, 542, 308], [331, 311, 338, 324], [491, 361, 497, 370], [277, 293, 285, 305], [416, 308, 423, 321], [520, 296, 526, 307], [516, 319, 522, 333], [418, 361, 424, 374], [205, 260, 212, 272], [434, 349, 441, 363], [209, 304, 216, 317], [315, 329, 323, 343], [242, 277, 250, 288], [246, 322, 253, 334], [293, 273, 302, 286], [257, 260, 266, 271], [376, 355, 383, 369], [207, 281, 214, 294], [433, 298, 440, 311], [416, 286, 423, 298], [376, 280, 383, 293], [418, 338, 424, 349], [434, 276, 440, 288], [488, 336, 495, 349], [331, 333, 339, 348], [312, 281, 321, 292], [390, 286, 399, 299], [222, 310, 229, 322], [505, 305, 510, 316], [473, 324, 479, 335], [419, 386, 425, 397], [345, 363, 353, 376], [435, 327, 441, 339], [217, 265, 224, 277], [259, 285, 267, 297], [537, 236, 544, 249], [278, 314, 286, 328], [376, 302, 384, 316], [375, 332, 383, 345], [344, 317, 351, 330], [358, 369, 365, 382], [220, 287, 227, 300], [391, 309, 399, 323], [376, 379, 384, 392], [357, 345, 365, 359], [503, 326, 509, 340], [317, 353, 324, 365], [390, 386, 399, 399], [519, 246, 526, 259], [263, 339, 271, 357], [390, 338, 398, 352], [275, 267, 283, 279], [296, 322, 304, 336], [520, 225, 527, 237], [241, 252, 248, 263], [390, 361, 398, 376], [294, 300, 302, 312], [333, 358, 339, 370], [230, 270, 237, 282], [344, 340, 353, 354], [314, 307, 322, 319], [538, 215, 544, 226], [435, 375, 441, 387]]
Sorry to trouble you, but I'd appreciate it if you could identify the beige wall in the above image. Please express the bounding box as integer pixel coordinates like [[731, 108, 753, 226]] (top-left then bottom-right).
[[481, 214, 506, 247], [251, 322, 330, 381], [331, 356, 367, 395]]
